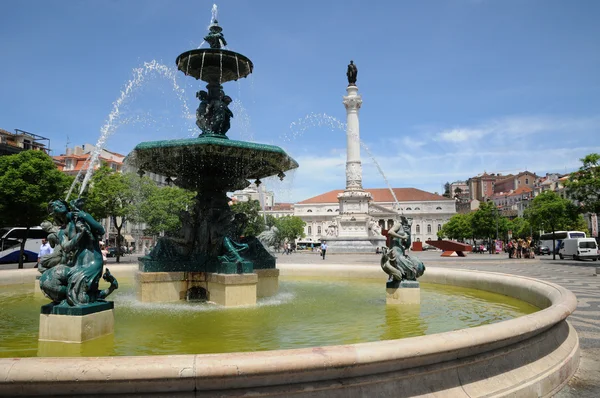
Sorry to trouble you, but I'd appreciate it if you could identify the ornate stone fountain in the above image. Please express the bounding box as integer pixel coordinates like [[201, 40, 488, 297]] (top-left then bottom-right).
[[129, 19, 298, 306]]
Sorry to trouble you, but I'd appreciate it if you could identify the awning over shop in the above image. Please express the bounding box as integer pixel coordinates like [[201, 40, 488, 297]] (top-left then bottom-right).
[[124, 234, 135, 242]]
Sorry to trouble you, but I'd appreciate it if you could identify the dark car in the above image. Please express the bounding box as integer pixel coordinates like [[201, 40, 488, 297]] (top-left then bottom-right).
[[535, 245, 551, 255], [106, 247, 126, 257]]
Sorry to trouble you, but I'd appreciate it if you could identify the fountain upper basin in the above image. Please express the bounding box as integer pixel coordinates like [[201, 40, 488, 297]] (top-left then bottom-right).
[[176, 49, 253, 83], [130, 136, 298, 191]]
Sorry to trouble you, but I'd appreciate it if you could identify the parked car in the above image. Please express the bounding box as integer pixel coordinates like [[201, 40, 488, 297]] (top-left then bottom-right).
[[106, 247, 126, 257], [535, 245, 551, 255]]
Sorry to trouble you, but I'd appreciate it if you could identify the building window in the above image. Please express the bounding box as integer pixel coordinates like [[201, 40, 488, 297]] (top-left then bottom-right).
[[437, 224, 442, 232], [307, 209, 312, 213], [406, 207, 412, 211], [308, 226, 312, 235], [317, 226, 321, 234], [327, 209, 333, 212], [436, 206, 442, 210], [525, 178, 529, 185], [416, 225, 420, 234], [427, 224, 432, 233], [415, 207, 421, 210]]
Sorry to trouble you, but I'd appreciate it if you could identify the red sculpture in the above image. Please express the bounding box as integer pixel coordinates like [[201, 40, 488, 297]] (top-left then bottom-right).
[[425, 240, 472, 257]]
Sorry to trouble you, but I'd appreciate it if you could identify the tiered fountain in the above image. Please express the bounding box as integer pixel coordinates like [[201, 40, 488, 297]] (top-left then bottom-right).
[[129, 19, 298, 306]]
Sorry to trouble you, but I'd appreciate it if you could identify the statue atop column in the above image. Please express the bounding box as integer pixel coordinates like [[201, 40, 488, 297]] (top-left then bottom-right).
[[347, 60, 358, 86]]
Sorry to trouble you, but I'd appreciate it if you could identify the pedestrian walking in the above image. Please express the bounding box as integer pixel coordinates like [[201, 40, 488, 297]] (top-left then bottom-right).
[[35, 238, 53, 268], [321, 241, 328, 260]]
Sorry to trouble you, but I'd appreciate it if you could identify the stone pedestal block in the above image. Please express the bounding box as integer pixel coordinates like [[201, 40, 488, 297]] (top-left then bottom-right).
[[207, 273, 258, 307], [386, 280, 420, 305], [255, 268, 279, 298], [39, 302, 114, 343], [136, 271, 190, 302]]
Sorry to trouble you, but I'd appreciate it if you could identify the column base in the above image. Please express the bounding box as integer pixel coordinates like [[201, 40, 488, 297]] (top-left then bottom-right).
[[207, 273, 258, 307], [39, 302, 114, 343], [386, 280, 420, 305]]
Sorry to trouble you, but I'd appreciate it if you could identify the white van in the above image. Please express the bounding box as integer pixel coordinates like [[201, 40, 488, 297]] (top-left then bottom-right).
[[559, 238, 599, 261]]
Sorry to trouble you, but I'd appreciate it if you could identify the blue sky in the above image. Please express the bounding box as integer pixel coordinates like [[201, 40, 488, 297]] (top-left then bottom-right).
[[1, 0, 599, 203]]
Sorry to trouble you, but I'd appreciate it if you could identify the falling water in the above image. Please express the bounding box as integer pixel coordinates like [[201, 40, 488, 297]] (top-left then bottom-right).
[[219, 52, 223, 84], [200, 52, 205, 80], [287, 113, 401, 211], [359, 141, 401, 212], [66, 60, 194, 200], [235, 55, 240, 80]]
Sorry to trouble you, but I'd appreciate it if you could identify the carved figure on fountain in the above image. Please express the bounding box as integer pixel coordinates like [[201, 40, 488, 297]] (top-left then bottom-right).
[[204, 20, 228, 49], [381, 216, 425, 283], [38, 199, 118, 307]]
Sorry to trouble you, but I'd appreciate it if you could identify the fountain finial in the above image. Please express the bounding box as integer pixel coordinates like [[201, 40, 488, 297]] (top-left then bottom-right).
[[204, 19, 227, 49]]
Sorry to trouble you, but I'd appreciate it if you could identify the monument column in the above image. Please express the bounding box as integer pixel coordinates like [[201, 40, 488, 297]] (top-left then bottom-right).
[[326, 61, 386, 253], [343, 85, 363, 190]]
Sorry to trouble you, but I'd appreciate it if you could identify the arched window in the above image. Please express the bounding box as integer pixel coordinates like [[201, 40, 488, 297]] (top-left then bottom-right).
[[415, 207, 421, 210], [427, 224, 432, 233], [416, 225, 420, 234], [317, 226, 322, 234], [437, 224, 442, 232], [436, 206, 442, 210], [406, 207, 412, 211], [335, 208, 339, 212], [307, 209, 312, 213], [308, 226, 312, 235], [327, 209, 333, 212]]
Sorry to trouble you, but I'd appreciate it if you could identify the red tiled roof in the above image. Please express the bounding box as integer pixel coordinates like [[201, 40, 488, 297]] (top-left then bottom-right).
[[508, 186, 532, 196], [297, 188, 451, 204]]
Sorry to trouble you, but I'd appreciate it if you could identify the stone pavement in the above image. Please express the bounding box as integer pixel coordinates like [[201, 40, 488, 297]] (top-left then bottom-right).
[[3, 251, 599, 396]]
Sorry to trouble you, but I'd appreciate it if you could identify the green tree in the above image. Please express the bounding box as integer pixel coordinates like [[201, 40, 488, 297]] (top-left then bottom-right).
[[442, 182, 451, 198], [565, 153, 600, 214], [471, 201, 498, 242], [84, 165, 137, 263], [507, 217, 532, 239], [437, 213, 472, 241], [273, 216, 306, 244], [230, 200, 265, 237], [0, 151, 71, 268], [139, 183, 195, 236], [524, 191, 580, 260]]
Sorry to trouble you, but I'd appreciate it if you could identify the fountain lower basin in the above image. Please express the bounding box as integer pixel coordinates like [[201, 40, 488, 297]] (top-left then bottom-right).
[[0, 265, 578, 397]]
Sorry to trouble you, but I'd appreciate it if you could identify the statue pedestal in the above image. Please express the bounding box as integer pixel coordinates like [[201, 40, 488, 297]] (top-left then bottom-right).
[[207, 273, 257, 307], [255, 268, 279, 298], [38, 302, 114, 343], [136, 271, 197, 302], [386, 280, 420, 305]]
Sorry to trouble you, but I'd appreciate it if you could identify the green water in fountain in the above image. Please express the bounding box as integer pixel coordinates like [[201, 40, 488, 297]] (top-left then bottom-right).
[[0, 277, 537, 358]]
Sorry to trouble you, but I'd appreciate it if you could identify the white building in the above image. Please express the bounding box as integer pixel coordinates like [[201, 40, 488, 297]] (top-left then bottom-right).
[[294, 187, 456, 246]]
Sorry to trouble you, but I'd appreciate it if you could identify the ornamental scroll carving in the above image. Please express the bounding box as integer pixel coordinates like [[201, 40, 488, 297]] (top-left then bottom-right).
[[343, 97, 362, 110]]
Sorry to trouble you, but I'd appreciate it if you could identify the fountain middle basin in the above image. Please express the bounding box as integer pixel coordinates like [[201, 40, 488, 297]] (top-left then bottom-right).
[[0, 265, 579, 397]]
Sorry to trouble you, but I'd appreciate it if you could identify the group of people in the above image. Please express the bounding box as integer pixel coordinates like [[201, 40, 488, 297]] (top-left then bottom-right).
[[507, 238, 535, 259]]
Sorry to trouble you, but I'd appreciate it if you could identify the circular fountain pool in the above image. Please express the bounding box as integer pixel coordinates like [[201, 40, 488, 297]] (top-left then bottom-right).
[[0, 275, 537, 358], [0, 266, 579, 397]]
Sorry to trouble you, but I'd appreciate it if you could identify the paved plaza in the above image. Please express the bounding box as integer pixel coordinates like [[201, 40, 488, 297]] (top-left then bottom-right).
[[3, 250, 599, 396]]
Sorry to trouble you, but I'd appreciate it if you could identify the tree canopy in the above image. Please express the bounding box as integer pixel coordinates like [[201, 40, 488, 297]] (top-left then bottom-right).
[[0, 150, 72, 268], [437, 213, 472, 241], [470, 201, 499, 240], [524, 191, 581, 259], [273, 216, 306, 243], [565, 153, 600, 214], [138, 183, 195, 236], [230, 200, 265, 237]]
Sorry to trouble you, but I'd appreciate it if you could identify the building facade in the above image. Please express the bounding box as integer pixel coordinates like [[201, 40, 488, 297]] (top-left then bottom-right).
[[0, 128, 50, 156], [294, 188, 456, 246]]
